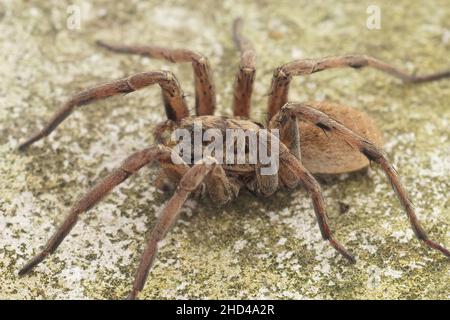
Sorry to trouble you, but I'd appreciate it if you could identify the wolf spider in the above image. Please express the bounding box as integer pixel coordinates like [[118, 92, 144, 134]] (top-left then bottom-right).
[[17, 18, 450, 299]]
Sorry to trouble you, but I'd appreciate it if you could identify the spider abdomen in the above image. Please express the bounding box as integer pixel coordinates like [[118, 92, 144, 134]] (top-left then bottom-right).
[[299, 101, 384, 174]]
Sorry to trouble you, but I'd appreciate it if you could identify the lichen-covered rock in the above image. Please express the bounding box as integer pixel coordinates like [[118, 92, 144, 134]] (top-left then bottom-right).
[[0, 0, 449, 299]]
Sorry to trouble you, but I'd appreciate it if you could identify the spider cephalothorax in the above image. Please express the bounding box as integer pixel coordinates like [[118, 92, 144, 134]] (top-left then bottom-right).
[[17, 18, 450, 299]]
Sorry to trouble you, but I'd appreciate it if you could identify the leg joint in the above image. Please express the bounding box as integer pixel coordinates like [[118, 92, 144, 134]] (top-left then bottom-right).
[[345, 55, 369, 69], [273, 66, 290, 80]]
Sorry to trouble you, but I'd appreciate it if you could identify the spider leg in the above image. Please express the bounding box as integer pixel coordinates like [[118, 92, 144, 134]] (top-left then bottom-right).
[[97, 41, 216, 116], [279, 146, 356, 263], [231, 18, 256, 118], [206, 165, 241, 205], [273, 115, 302, 189], [267, 55, 450, 119], [253, 129, 279, 197], [18, 71, 188, 150], [18, 145, 186, 276], [279, 102, 450, 258], [128, 158, 216, 300]]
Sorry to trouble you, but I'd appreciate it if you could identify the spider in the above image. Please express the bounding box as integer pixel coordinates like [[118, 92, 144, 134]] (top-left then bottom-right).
[[17, 18, 450, 299]]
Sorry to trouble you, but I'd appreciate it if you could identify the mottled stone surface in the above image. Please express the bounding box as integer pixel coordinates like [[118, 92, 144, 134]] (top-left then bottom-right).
[[0, 0, 449, 299]]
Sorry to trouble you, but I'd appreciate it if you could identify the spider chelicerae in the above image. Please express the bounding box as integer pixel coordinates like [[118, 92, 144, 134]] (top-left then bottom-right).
[[17, 18, 450, 299]]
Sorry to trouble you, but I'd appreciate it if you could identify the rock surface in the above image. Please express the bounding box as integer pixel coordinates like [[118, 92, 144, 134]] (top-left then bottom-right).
[[0, 0, 449, 299]]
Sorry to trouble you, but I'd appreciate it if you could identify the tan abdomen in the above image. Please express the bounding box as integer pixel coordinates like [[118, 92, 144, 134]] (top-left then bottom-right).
[[299, 101, 384, 174]]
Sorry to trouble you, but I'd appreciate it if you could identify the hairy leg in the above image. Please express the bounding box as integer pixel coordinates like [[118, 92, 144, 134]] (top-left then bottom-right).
[[271, 100, 385, 175], [267, 55, 450, 119], [97, 41, 216, 116], [19, 71, 188, 150], [206, 165, 241, 205], [274, 114, 302, 188], [253, 129, 280, 197], [278, 102, 450, 258], [279, 146, 356, 263], [128, 159, 216, 299], [18, 145, 185, 276], [231, 18, 256, 118]]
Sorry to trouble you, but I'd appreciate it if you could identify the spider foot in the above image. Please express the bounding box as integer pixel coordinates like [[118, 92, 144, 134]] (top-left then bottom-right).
[[329, 239, 356, 264], [18, 132, 44, 151], [18, 252, 47, 276], [422, 239, 450, 259]]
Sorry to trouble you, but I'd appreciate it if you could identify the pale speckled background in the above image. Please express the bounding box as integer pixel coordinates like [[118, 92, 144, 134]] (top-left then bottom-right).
[[0, 0, 449, 299]]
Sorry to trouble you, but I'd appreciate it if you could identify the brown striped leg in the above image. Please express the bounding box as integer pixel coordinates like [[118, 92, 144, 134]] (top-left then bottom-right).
[[18, 145, 185, 276], [280, 147, 355, 263], [231, 18, 256, 118], [97, 41, 216, 116], [18, 71, 188, 150], [267, 55, 450, 119], [279, 102, 450, 258], [128, 159, 216, 299]]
